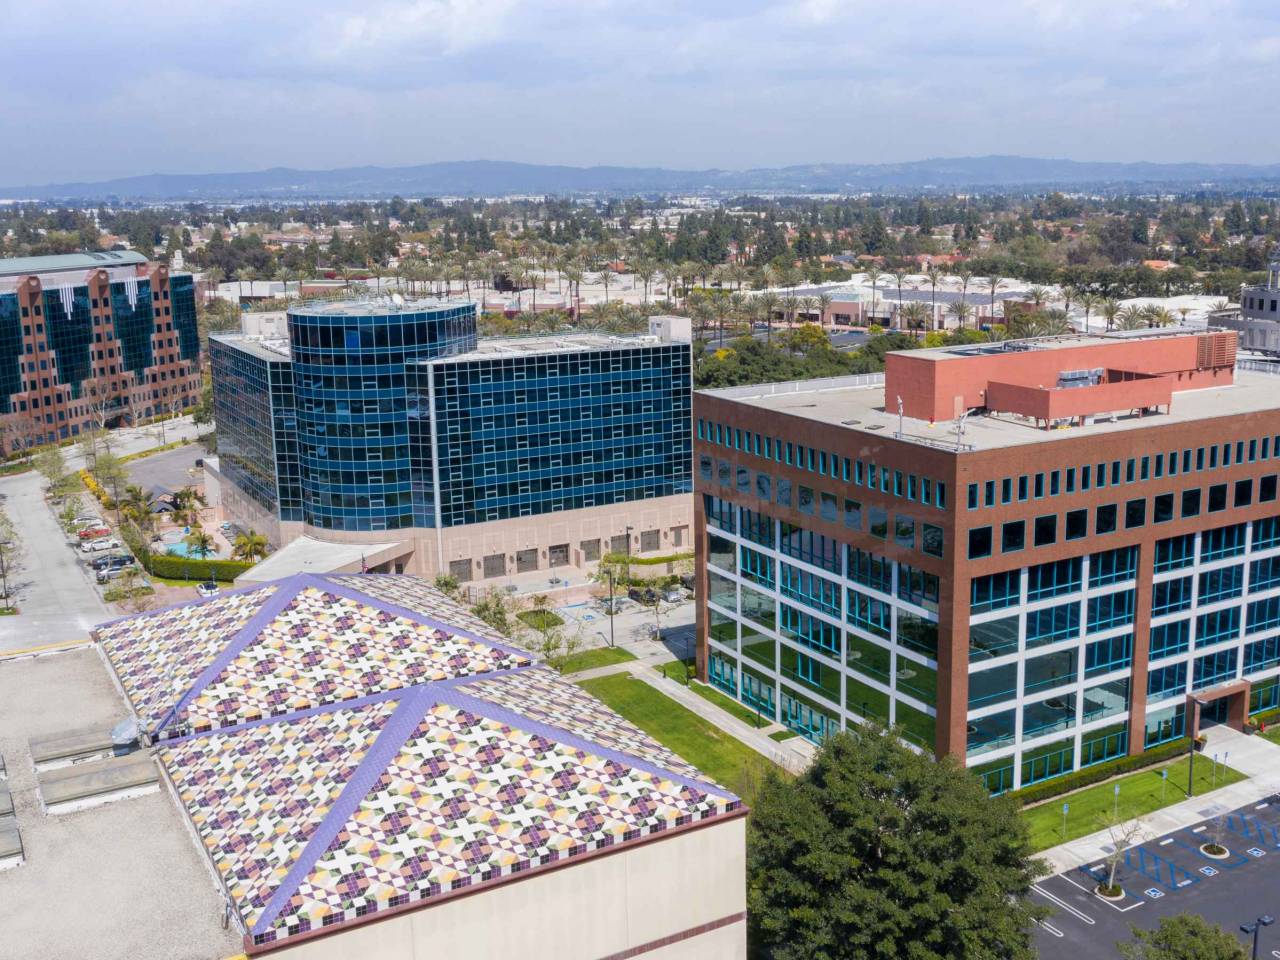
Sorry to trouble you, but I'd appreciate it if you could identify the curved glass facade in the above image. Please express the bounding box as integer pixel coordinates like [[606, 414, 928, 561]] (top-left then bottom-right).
[[211, 299, 693, 536], [289, 301, 478, 531]]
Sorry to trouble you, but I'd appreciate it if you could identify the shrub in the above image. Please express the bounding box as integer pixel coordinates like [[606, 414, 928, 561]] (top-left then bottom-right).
[[1010, 738, 1193, 807], [143, 553, 253, 583]]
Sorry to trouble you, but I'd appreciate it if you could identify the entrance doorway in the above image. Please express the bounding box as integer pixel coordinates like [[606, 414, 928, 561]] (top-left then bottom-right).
[[1200, 697, 1231, 728]]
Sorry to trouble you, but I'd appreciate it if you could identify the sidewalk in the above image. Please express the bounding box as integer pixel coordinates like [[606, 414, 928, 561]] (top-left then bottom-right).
[[1038, 726, 1280, 874]]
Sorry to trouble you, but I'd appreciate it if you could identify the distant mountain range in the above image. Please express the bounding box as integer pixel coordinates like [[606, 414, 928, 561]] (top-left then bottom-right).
[[6, 155, 1280, 201]]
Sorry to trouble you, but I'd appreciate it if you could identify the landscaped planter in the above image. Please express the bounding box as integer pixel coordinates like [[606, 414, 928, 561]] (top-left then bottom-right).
[[1095, 884, 1125, 901], [1199, 843, 1230, 860]]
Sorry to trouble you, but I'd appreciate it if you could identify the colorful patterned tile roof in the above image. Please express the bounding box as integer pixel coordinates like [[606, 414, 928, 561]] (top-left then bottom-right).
[[99, 574, 741, 950]]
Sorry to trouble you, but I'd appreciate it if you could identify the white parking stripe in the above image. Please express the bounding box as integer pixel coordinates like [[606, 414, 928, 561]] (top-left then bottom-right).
[[1032, 884, 1096, 925]]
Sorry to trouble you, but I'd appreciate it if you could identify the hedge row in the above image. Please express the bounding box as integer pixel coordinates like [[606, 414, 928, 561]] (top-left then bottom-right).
[[80, 470, 115, 508], [145, 553, 253, 583], [1011, 737, 1194, 808], [601, 551, 693, 566]]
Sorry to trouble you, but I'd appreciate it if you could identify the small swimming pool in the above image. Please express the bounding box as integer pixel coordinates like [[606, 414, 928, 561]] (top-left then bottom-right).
[[165, 543, 219, 559]]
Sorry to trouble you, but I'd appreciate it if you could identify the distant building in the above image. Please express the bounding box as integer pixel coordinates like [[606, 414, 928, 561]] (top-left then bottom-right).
[[0, 251, 200, 450], [209, 299, 693, 582], [1218, 260, 1280, 353], [695, 328, 1280, 795]]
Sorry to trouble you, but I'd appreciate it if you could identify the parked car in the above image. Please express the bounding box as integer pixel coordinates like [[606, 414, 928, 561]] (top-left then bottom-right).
[[627, 587, 658, 605], [78, 526, 111, 540], [662, 587, 685, 603], [96, 562, 138, 584], [196, 581, 220, 598], [72, 516, 103, 527], [81, 538, 121, 553], [90, 553, 132, 572]]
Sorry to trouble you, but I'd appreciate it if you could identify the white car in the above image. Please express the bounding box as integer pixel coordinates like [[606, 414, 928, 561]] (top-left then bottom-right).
[[73, 516, 104, 528], [196, 581, 220, 598], [81, 538, 121, 553]]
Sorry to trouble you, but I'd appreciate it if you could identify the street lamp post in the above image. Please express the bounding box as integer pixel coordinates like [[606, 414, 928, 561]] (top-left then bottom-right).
[[1188, 697, 1203, 797], [606, 570, 616, 648], [1240, 915, 1274, 960]]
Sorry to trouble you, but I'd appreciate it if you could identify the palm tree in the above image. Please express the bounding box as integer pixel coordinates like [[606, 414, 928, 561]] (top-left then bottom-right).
[[757, 291, 780, 343], [1143, 305, 1175, 328], [561, 263, 584, 318], [1079, 293, 1101, 332], [925, 265, 943, 321], [182, 523, 216, 559], [689, 299, 714, 342], [234, 266, 256, 303], [663, 263, 682, 301], [1101, 298, 1121, 331], [1116, 305, 1146, 330], [956, 266, 973, 311], [864, 267, 883, 327], [987, 276, 1005, 321], [815, 292, 834, 328], [597, 265, 615, 304], [947, 299, 973, 331], [232, 529, 269, 562], [1027, 285, 1050, 309], [892, 270, 909, 322], [202, 265, 225, 302], [1036, 307, 1072, 336], [899, 301, 930, 338], [633, 259, 658, 304], [796, 295, 818, 325]]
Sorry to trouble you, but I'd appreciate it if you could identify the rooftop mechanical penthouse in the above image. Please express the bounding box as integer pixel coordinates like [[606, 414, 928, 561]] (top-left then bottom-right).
[[694, 328, 1280, 794]]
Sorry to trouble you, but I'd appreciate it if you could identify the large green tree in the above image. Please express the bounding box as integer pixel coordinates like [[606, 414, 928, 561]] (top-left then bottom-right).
[[1119, 914, 1247, 960], [747, 727, 1043, 960]]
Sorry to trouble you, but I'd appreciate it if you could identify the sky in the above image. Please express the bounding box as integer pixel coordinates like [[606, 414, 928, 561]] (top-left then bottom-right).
[[2, 0, 1279, 185]]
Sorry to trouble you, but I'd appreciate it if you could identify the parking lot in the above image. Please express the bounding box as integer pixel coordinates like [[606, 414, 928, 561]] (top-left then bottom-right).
[[1034, 797, 1280, 959]]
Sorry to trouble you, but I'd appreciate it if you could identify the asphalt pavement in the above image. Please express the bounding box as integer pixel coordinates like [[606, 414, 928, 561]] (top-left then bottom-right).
[[0, 416, 203, 652]]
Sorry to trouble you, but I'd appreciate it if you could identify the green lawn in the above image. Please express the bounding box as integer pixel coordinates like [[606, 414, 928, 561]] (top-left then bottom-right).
[[517, 609, 565, 630], [577, 673, 776, 790], [688, 680, 770, 729], [557, 646, 636, 675], [769, 729, 799, 742], [1022, 756, 1247, 851], [1261, 725, 1280, 747]]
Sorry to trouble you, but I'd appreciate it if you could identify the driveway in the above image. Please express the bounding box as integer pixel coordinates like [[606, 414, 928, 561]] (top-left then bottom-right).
[[0, 471, 111, 653]]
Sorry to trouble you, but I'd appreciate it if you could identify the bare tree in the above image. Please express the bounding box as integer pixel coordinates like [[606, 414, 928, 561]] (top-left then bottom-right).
[[1099, 813, 1148, 895]]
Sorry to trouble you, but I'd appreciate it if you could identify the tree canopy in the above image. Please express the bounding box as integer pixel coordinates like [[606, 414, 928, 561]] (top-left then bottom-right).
[[747, 726, 1043, 960], [1119, 914, 1248, 960]]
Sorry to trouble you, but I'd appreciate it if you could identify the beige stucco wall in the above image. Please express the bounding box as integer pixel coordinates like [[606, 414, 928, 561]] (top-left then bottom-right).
[[217, 472, 692, 582], [254, 816, 745, 960]]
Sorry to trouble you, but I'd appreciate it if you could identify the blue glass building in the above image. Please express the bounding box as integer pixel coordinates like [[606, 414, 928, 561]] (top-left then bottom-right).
[[0, 252, 200, 450], [211, 299, 693, 577]]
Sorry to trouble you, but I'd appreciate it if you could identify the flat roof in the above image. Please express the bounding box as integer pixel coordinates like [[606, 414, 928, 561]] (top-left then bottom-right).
[[0, 250, 146, 278], [699, 365, 1280, 452], [902, 327, 1205, 361], [233, 534, 405, 582], [287, 295, 474, 316], [209, 333, 291, 361], [431, 332, 677, 363], [0, 647, 239, 960]]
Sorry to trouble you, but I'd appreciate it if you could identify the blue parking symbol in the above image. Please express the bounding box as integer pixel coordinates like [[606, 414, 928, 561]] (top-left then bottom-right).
[[1248, 847, 1266, 858], [1200, 866, 1219, 877], [1145, 887, 1165, 899]]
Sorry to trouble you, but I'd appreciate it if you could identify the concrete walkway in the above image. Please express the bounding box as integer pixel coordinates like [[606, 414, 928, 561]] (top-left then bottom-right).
[[1039, 726, 1280, 874]]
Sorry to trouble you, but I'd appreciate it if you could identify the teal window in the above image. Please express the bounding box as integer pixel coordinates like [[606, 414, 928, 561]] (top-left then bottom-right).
[[1024, 649, 1076, 695], [1001, 520, 1025, 553], [1182, 488, 1201, 517], [1254, 516, 1280, 550], [922, 524, 944, 558], [1153, 492, 1174, 523], [1247, 595, 1280, 635], [1085, 633, 1132, 677], [1026, 603, 1079, 648], [1081, 723, 1127, 767], [1125, 498, 1146, 529], [972, 570, 1021, 612], [1196, 606, 1240, 646], [779, 522, 838, 572], [1034, 514, 1057, 546], [1096, 503, 1117, 534], [1145, 703, 1185, 747], [1082, 678, 1129, 722], [969, 526, 993, 559], [739, 546, 775, 587], [780, 564, 840, 617], [1147, 662, 1187, 703], [1244, 635, 1280, 674], [968, 708, 1016, 756], [1155, 533, 1195, 572], [969, 662, 1017, 708], [897, 564, 939, 612], [847, 589, 891, 639], [1250, 555, 1280, 592], [1023, 697, 1076, 739], [780, 604, 840, 657], [848, 547, 892, 593], [1152, 576, 1192, 616], [1027, 558, 1082, 602], [1208, 483, 1228, 512], [1193, 647, 1238, 689], [1201, 523, 1246, 562], [1199, 565, 1244, 604], [969, 615, 1018, 660], [1091, 545, 1138, 586], [1065, 509, 1088, 540]]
